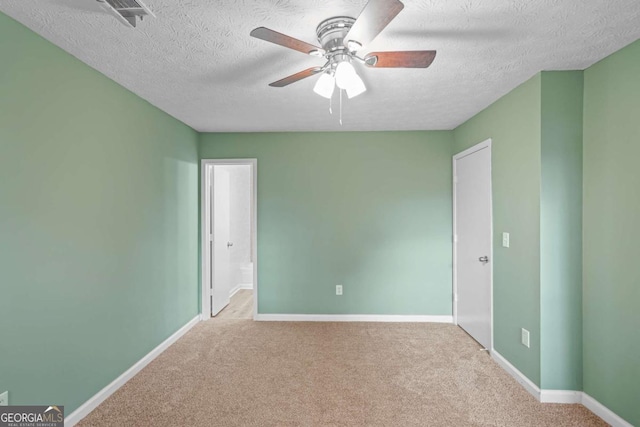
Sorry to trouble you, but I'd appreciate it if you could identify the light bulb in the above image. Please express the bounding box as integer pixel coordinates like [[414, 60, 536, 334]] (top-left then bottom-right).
[[313, 72, 335, 99]]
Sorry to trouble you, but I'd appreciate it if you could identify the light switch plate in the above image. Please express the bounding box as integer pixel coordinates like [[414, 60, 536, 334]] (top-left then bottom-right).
[[502, 232, 510, 248], [521, 328, 530, 348], [336, 285, 343, 296], [0, 391, 8, 406]]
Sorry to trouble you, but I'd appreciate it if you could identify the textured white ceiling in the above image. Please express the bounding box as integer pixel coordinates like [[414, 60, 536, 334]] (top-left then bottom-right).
[[2, 0, 640, 132]]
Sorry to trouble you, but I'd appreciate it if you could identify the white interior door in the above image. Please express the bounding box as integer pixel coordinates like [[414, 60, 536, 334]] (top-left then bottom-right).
[[454, 142, 492, 349], [212, 167, 231, 316]]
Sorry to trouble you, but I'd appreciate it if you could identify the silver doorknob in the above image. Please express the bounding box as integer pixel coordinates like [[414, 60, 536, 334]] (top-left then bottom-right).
[[227, 242, 233, 248], [478, 256, 489, 263]]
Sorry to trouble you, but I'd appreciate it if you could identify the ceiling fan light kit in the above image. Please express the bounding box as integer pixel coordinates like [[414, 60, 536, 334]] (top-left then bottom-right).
[[250, 0, 437, 120]]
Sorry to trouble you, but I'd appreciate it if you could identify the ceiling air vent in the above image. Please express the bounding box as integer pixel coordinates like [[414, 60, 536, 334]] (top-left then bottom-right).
[[97, 0, 155, 28]]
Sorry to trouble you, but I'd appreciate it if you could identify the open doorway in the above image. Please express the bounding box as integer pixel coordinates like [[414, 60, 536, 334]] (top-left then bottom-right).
[[201, 159, 257, 320]]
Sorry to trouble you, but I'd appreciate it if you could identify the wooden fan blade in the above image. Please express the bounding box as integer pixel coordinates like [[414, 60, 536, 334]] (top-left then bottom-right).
[[250, 27, 324, 56], [345, 0, 404, 48], [364, 50, 437, 68], [269, 67, 323, 87]]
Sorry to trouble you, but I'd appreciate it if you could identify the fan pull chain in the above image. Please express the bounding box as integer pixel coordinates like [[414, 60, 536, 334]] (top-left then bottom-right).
[[339, 89, 343, 126], [329, 93, 332, 115]]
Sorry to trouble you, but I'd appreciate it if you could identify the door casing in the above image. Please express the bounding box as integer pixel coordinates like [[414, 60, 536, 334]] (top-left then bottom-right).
[[201, 159, 258, 320]]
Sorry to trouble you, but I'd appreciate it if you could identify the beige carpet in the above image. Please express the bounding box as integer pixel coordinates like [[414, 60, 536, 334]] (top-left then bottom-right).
[[78, 318, 605, 426]]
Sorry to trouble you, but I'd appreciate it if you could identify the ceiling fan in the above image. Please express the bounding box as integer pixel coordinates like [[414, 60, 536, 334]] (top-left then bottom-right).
[[249, 0, 436, 100]]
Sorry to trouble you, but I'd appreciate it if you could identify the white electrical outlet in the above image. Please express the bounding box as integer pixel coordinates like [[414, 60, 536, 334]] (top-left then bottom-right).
[[521, 328, 530, 348], [0, 391, 8, 406], [502, 232, 510, 248], [336, 285, 343, 296]]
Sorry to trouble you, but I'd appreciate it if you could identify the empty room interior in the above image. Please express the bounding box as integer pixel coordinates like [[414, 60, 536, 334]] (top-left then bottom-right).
[[0, 0, 639, 426]]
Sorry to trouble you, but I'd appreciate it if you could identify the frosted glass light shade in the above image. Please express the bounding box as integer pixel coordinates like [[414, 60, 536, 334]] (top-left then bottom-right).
[[313, 73, 335, 99], [335, 61, 366, 98], [335, 61, 356, 89], [346, 73, 366, 98]]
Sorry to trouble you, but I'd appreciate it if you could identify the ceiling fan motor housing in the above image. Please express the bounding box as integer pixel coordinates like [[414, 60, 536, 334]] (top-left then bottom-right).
[[316, 16, 356, 66]]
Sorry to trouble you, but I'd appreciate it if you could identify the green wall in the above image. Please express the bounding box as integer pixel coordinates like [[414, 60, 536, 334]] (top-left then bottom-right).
[[454, 75, 543, 385], [200, 131, 454, 315], [540, 71, 584, 391], [453, 72, 585, 392], [453, 58, 637, 424], [0, 12, 199, 413], [583, 39, 640, 426]]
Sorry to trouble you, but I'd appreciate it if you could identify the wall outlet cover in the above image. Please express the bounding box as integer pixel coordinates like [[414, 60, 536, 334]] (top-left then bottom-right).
[[0, 391, 8, 406]]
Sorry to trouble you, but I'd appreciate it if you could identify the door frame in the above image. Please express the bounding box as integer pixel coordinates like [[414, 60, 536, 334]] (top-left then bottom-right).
[[452, 139, 494, 350], [201, 158, 258, 320]]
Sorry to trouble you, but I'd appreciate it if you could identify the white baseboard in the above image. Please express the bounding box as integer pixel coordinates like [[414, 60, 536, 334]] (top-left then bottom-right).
[[64, 315, 201, 426], [491, 350, 541, 400], [254, 314, 453, 323], [582, 393, 633, 427], [539, 389, 582, 404], [491, 350, 633, 426], [229, 284, 253, 298]]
